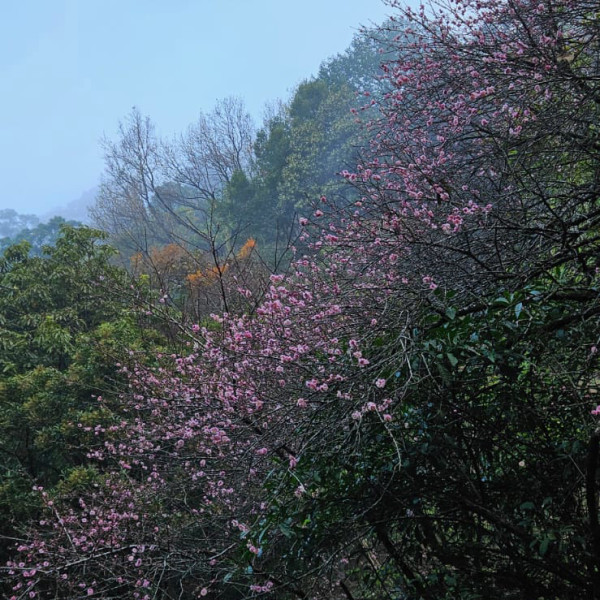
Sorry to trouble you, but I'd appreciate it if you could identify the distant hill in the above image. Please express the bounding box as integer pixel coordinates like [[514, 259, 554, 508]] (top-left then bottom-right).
[[40, 187, 97, 224]]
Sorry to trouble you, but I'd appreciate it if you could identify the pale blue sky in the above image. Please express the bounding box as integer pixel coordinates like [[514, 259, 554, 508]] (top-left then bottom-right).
[[0, 0, 395, 215]]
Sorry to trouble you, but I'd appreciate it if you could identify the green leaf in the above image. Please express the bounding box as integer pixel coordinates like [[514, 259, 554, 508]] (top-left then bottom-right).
[[514, 302, 523, 319], [279, 522, 293, 538], [446, 352, 458, 368]]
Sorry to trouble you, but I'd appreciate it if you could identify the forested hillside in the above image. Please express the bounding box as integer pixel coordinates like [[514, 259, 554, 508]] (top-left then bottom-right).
[[2, 0, 600, 598]]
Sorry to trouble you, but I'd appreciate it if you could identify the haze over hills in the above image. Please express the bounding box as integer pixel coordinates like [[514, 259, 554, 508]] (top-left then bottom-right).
[[0, 1, 394, 218], [39, 187, 97, 224]]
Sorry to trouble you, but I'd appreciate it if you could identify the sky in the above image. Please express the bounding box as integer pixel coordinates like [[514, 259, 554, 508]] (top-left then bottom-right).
[[0, 0, 396, 216]]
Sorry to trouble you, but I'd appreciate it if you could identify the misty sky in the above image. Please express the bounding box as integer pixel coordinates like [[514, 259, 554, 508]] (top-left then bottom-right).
[[0, 0, 395, 215]]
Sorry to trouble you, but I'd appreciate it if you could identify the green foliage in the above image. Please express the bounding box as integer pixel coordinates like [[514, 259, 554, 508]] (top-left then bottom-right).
[[266, 271, 598, 598], [280, 78, 362, 211], [0, 226, 163, 561], [217, 32, 379, 252]]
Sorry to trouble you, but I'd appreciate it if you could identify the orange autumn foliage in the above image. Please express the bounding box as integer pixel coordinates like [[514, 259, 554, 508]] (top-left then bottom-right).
[[186, 264, 229, 287], [186, 238, 256, 288], [236, 237, 256, 260]]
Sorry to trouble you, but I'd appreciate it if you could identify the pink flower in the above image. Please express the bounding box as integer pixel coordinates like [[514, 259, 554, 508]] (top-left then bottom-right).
[[375, 378, 386, 389], [294, 484, 306, 497], [305, 379, 318, 390]]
